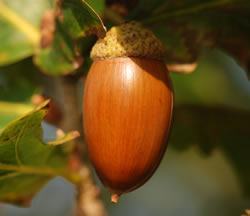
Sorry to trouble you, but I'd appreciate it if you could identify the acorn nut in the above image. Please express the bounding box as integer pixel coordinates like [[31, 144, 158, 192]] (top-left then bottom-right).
[[83, 22, 173, 203]]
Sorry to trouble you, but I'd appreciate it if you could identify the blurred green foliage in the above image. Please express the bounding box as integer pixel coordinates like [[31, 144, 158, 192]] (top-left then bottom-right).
[[0, 0, 250, 212], [0, 102, 71, 206]]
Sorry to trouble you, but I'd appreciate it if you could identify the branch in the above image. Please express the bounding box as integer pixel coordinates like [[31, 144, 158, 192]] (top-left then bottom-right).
[[59, 76, 108, 216], [75, 166, 108, 216]]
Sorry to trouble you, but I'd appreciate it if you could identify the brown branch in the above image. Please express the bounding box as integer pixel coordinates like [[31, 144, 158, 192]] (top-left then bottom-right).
[[75, 166, 108, 216], [59, 76, 108, 216]]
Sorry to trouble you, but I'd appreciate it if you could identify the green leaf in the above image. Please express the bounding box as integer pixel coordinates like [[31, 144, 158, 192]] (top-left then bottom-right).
[[60, 0, 106, 39], [0, 0, 105, 75], [0, 58, 40, 102], [0, 59, 39, 127], [171, 105, 250, 196], [0, 0, 51, 65], [0, 21, 33, 66], [34, 20, 83, 75], [86, 0, 105, 14], [0, 101, 32, 129], [0, 100, 74, 206], [34, 0, 106, 75]]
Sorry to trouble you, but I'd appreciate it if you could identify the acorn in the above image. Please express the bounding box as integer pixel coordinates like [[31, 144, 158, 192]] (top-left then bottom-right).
[[83, 22, 173, 203]]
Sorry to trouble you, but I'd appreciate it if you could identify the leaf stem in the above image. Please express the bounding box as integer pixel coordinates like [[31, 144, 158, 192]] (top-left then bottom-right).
[[0, 1, 40, 46], [141, 0, 233, 25], [0, 163, 81, 184], [0, 163, 59, 176]]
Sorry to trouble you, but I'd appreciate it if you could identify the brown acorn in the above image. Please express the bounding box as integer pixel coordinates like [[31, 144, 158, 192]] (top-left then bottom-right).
[[83, 22, 173, 203]]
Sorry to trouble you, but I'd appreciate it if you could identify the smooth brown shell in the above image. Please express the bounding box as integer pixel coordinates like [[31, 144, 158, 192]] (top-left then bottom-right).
[[83, 57, 173, 199]]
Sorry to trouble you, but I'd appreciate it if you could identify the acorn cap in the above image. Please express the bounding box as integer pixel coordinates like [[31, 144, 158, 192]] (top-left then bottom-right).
[[90, 21, 165, 60]]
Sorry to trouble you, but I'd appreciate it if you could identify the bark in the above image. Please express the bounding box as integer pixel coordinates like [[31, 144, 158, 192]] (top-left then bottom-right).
[[42, 75, 108, 216]]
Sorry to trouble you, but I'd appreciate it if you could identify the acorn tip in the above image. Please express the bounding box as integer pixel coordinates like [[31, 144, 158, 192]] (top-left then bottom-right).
[[111, 193, 120, 203]]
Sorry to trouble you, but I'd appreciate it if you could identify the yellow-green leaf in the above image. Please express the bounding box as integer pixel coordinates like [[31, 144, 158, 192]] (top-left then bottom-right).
[[0, 100, 74, 206]]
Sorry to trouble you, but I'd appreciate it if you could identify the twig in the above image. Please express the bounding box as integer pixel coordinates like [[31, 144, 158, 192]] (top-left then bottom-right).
[[59, 76, 108, 216], [75, 165, 108, 216]]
